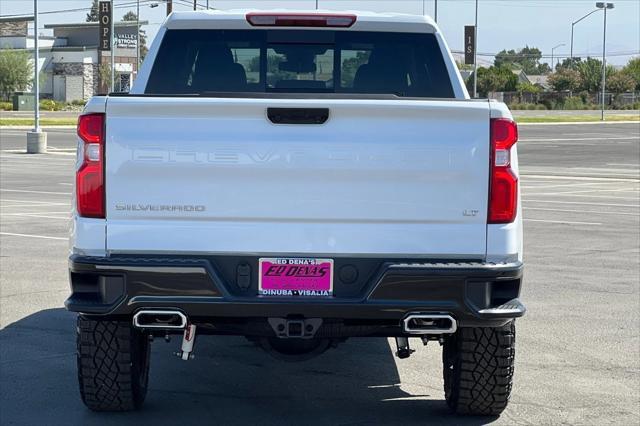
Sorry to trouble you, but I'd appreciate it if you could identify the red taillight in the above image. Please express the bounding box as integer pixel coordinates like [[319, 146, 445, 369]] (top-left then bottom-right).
[[76, 113, 105, 218], [489, 118, 518, 224], [246, 13, 357, 28]]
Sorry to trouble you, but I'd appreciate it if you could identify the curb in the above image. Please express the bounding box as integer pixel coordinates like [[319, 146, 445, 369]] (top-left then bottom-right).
[[517, 120, 639, 126], [0, 126, 76, 130]]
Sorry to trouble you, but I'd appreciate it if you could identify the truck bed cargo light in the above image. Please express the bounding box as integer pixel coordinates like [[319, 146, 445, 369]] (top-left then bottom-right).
[[246, 13, 357, 28]]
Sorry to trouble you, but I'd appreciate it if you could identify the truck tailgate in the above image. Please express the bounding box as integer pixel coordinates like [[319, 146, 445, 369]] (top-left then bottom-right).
[[105, 97, 490, 258]]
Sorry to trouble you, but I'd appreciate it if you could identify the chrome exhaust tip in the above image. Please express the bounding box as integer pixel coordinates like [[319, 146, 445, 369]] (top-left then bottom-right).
[[133, 310, 187, 330], [402, 314, 457, 335]]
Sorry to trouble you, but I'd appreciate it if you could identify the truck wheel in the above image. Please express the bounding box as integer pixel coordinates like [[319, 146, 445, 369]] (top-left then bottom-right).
[[442, 321, 516, 415], [76, 315, 150, 411]]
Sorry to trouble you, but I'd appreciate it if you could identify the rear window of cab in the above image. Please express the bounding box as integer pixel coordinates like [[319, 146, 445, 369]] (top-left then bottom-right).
[[145, 29, 455, 98]]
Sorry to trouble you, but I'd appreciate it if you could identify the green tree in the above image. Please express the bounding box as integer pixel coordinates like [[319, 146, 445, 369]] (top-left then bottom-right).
[[607, 70, 636, 94], [456, 61, 473, 71], [0, 49, 32, 99], [121, 12, 148, 60], [621, 57, 640, 91], [86, 0, 99, 22], [556, 57, 582, 70], [517, 82, 541, 94], [495, 46, 549, 74], [575, 57, 614, 93], [548, 68, 583, 92], [467, 66, 518, 96], [98, 63, 123, 92]]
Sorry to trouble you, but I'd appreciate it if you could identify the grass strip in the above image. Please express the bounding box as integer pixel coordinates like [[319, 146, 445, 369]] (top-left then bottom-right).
[[516, 115, 639, 123], [1, 118, 77, 126]]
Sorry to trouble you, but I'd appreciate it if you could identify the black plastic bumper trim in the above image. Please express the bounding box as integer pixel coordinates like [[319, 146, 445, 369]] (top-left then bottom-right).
[[66, 255, 524, 328]]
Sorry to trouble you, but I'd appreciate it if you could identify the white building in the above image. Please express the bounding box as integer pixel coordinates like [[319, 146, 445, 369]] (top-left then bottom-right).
[[0, 16, 146, 102]]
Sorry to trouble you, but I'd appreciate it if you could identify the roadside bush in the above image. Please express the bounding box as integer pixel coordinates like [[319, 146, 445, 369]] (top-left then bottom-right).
[[0, 101, 12, 111], [70, 99, 86, 106], [526, 103, 538, 110], [540, 99, 555, 110], [563, 96, 585, 110], [39, 99, 64, 111], [535, 104, 547, 110]]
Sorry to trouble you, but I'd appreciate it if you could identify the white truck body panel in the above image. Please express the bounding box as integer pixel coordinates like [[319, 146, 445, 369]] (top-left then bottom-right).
[[104, 97, 492, 258], [72, 9, 522, 263]]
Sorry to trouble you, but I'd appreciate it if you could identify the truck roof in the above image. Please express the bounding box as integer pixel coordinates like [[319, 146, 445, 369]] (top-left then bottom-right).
[[164, 9, 438, 33]]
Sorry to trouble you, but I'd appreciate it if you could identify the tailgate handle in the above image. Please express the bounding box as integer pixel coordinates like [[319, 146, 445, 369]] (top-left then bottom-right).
[[267, 108, 329, 125]]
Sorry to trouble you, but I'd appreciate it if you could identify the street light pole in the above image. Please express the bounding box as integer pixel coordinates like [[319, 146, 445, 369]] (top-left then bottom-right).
[[136, 0, 139, 79], [434, 0, 438, 22], [33, 0, 39, 133], [570, 8, 601, 67], [551, 43, 566, 71], [600, 3, 611, 121], [595, 2, 614, 121], [27, 0, 47, 153], [473, 0, 478, 98], [110, 0, 114, 92]]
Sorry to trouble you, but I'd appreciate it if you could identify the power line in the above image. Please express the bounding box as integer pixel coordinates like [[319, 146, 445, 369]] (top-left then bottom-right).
[[452, 50, 639, 58], [0, 0, 163, 19]]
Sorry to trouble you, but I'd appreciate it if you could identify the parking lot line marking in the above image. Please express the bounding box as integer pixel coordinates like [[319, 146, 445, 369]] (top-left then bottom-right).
[[524, 218, 602, 225], [521, 174, 639, 182], [0, 155, 74, 162], [0, 189, 70, 195], [0, 232, 66, 240], [523, 199, 639, 208], [0, 199, 67, 205], [524, 207, 639, 216], [522, 182, 620, 189], [522, 193, 639, 200], [530, 188, 638, 196], [3, 213, 69, 220], [1, 210, 69, 214], [520, 136, 639, 142], [58, 183, 72, 186], [0, 203, 68, 208]]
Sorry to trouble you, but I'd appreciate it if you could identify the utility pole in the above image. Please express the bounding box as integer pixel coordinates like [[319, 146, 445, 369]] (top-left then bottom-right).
[[33, 2, 39, 133], [570, 8, 601, 68], [551, 43, 566, 71], [110, 0, 114, 92], [136, 0, 140, 78], [473, 0, 478, 98], [434, 0, 438, 22], [193, 0, 197, 11], [600, 3, 612, 121], [166, 0, 172, 16], [27, 0, 47, 153]]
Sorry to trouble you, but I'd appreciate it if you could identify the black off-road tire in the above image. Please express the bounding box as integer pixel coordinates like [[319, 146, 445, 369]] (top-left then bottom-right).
[[76, 315, 151, 411], [442, 321, 516, 415]]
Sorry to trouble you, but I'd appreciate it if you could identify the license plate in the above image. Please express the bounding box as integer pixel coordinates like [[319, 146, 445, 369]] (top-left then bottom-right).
[[259, 258, 333, 297]]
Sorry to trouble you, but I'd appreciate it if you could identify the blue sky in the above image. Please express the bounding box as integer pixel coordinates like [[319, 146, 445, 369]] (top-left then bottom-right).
[[2, 0, 639, 65]]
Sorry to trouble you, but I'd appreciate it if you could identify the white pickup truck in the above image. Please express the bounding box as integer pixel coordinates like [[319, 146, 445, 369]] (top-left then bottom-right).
[[68, 9, 524, 415]]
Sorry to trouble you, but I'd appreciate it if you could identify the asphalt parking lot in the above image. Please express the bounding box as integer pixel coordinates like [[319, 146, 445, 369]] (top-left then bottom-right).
[[1, 122, 639, 425]]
